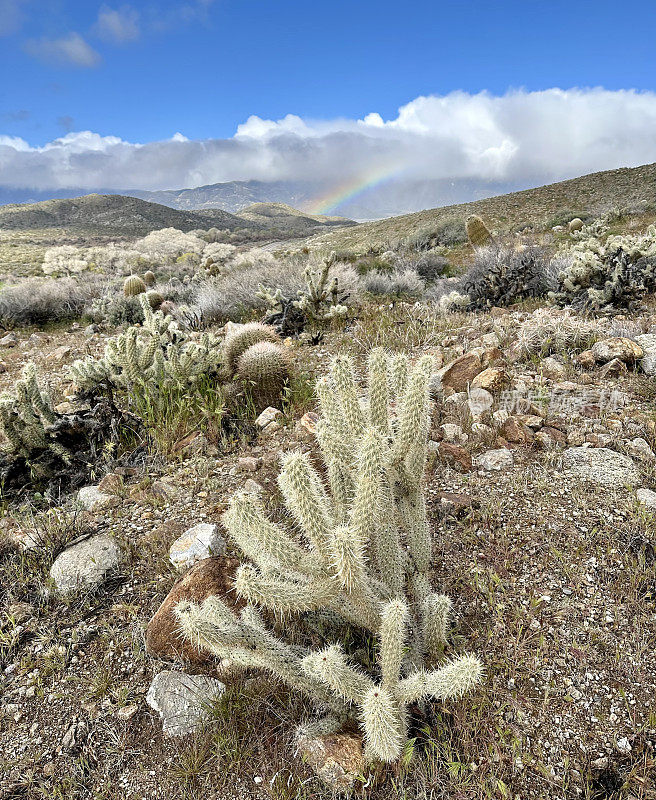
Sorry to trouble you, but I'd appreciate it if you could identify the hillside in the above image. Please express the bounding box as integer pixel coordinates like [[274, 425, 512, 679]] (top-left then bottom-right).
[[308, 162, 656, 251], [234, 202, 355, 233], [0, 193, 258, 235]]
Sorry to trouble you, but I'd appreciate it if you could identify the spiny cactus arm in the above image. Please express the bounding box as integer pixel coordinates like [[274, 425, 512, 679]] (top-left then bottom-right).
[[222, 492, 321, 576], [368, 476, 404, 597], [390, 356, 433, 467], [396, 654, 483, 704], [399, 491, 432, 579], [23, 364, 57, 425], [315, 421, 355, 519], [389, 353, 409, 398], [360, 685, 405, 762], [331, 355, 365, 437], [302, 644, 374, 704], [329, 524, 368, 594], [0, 401, 25, 454], [277, 452, 334, 558], [379, 598, 408, 692], [234, 564, 336, 614], [421, 594, 452, 658], [348, 428, 383, 547], [367, 348, 390, 435]]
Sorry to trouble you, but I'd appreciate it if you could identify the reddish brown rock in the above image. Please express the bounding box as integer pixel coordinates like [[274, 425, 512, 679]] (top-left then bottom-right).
[[435, 491, 478, 517], [576, 350, 596, 369], [439, 352, 483, 392], [471, 367, 509, 395], [500, 417, 533, 445], [598, 358, 627, 378], [146, 556, 242, 664], [296, 732, 366, 791], [437, 442, 473, 472]]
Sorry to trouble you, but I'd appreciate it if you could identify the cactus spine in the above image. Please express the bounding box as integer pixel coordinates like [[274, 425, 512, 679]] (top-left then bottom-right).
[[466, 215, 495, 249], [223, 322, 280, 374], [175, 350, 482, 762], [123, 274, 147, 297], [235, 340, 290, 410]]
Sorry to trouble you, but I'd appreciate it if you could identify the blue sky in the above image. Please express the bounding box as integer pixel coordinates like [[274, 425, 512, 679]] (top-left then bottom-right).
[[1, 0, 656, 194]]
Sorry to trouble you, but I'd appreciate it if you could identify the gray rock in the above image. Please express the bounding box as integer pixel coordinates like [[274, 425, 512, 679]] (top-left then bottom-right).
[[255, 407, 282, 429], [0, 333, 17, 347], [146, 670, 225, 737], [627, 437, 656, 463], [474, 448, 514, 471], [50, 534, 122, 593], [77, 485, 113, 512], [636, 334, 656, 375], [169, 523, 226, 571], [636, 487, 656, 512], [562, 447, 640, 487]]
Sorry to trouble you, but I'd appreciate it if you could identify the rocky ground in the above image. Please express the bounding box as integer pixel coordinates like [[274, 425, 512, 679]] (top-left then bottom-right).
[[1, 302, 656, 799]]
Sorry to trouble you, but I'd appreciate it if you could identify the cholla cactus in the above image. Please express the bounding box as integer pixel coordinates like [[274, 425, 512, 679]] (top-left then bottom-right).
[[223, 322, 280, 374], [549, 223, 656, 310], [123, 275, 147, 297], [295, 253, 348, 324], [235, 341, 290, 410], [0, 363, 71, 462], [466, 215, 495, 249], [176, 350, 482, 762], [70, 294, 221, 394]]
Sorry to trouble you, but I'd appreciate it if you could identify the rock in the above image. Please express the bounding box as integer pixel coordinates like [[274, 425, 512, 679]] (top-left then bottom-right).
[[540, 357, 567, 381], [296, 731, 365, 791], [500, 417, 533, 445], [296, 411, 319, 436], [492, 409, 510, 426], [591, 337, 643, 364], [146, 670, 225, 737], [471, 367, 508, 395], [598, 358, 627, 378], [635, 334, 656, 375], [151, 480, 176, 501], [50, 534, 122, 593], [97, 473, 124, 494], [146, 556, 242, 663], [576, 350, 596, 369], [84, 324, 99, 336], [636, 487, 656, 512], [516, 414, 543, 431], [243, 479, 264, 494], [117, 705, 139, 721], [255, 406, 283, 429], [626, 437, 656, 463], [562, 447, 640, 487], [568, 218, 584, 232], [237, 456, 261, 472], [475, 448, 514, 471], [615, 736, 632, 755], [468, 387, 493, 417], [439, 352, 483, 392], [169, 523, 226, 571], [0, 333, 17, 347], [47, 345, 71, 363], [76, 485, 116, 512], [439, 423, 467, 444], [436, 491, 477, 517], [437, 442, 472, 473]]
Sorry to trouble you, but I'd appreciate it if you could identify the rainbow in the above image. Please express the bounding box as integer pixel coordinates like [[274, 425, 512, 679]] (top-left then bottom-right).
[[307, 164, 401, 215]]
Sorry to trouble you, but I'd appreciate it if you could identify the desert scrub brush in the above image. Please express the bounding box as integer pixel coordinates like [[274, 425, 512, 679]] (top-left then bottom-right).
[[175, 349, 482, 763]]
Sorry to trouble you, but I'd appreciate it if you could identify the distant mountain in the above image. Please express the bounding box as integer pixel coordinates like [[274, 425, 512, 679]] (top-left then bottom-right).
[[0, 193, 258, 234], [234, 202, 355, 234]]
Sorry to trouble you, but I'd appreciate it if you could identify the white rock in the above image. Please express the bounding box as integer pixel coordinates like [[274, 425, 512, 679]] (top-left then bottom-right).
[[627, 437, 656, 463], [440, 423, 467, 444], [77, 486, 112, 512], [468, 387, 493, 417], [615, 736, 632, 755], [562, 447, 640, 488], [146, 670, 225, 737], [474, 448, 514, 471], [50, 534, 122, 593], [255, 406, 283, 429], [636, 487, 656, 512], [169, 523, 226, 571]]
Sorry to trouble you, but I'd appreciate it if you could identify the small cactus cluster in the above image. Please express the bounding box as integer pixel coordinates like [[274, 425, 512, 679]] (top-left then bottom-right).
[[222, 322, 290, 410], [258, 253, 348, 334], [71, 294, 221, 394], [0, 363, 70, 462], [549, 222, 656, 310], [175, 350, 482, 763], [466, 215, 495, 249]]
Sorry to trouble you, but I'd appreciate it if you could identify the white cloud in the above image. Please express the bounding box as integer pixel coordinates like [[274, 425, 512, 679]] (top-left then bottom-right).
[[95, 4, 140, 43], [24, 32, 102, 68], [2, 88, 656, 193]]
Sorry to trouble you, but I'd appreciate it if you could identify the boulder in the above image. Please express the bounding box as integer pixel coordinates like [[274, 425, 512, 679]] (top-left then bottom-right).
[[637, 487, 656, 512], [76, 485, 117, 512], [474, 448, 514, 471], [562, 447, 640, 487], [591, 338, 643, 364], [540, 357, 567, 381], [50, 534, 122, 594], [500, 417, 533, 445], [146, 670, 225, 737], [296, 731, 365, 792], [146, 556, 242, 663], [439, 352, 483, 392], [437, 442, 472, 473], [470, 367, 508, 395]]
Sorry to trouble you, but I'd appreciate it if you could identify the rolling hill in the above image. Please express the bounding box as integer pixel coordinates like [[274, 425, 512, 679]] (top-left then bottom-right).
[[234, 202, 355, 234], [307, 162, 656, 252], [0, 193, 258, 235]]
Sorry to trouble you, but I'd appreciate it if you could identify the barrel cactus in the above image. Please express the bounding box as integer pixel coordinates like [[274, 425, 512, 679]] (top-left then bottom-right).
[[123, 274, 147, 297], [466, 215, 495, 249], [236, 341, 290, 410], [143, 270, 156, 287], [145, 290, 164, 309], [223, 322, 281, 374]]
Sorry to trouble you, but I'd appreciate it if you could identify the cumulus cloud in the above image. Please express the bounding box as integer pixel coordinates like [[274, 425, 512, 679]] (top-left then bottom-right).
[[2, 88, 656, 193], [24, 32, 102, 68], [94, 4, 140, 43]]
